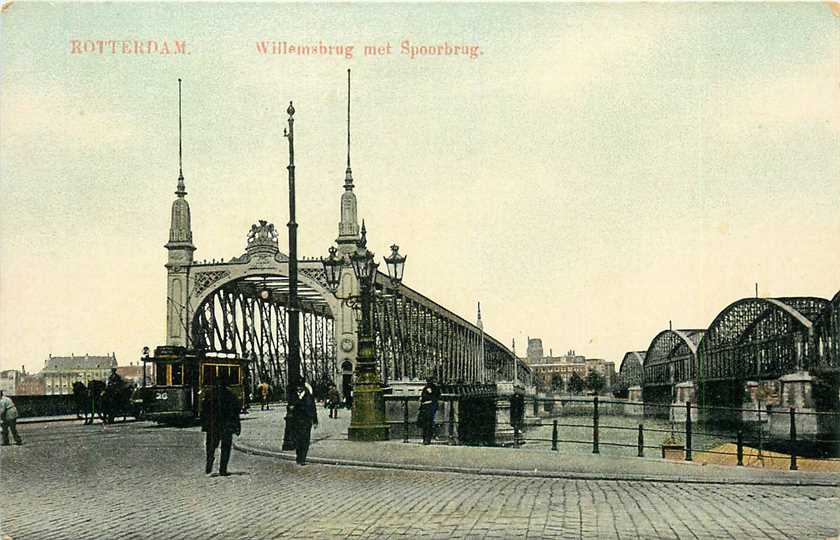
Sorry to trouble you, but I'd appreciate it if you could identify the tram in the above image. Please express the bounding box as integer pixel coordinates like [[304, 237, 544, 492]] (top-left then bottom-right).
[[133, 346, 247, 424]]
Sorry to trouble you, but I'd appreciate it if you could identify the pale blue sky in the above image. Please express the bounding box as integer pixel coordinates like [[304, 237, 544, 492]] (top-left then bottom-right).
[[1, 3, 838, 372]]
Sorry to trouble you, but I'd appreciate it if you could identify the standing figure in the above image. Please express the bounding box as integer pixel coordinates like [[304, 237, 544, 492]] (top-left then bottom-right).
[[257, 381, 270, 411], [107, 367, 123, 388], [417, 378, 441, 445], [326, 383, 341, 419], [289, 381, 318, 465], [0, 390, 22, 446], [202, 376, 241, 476]]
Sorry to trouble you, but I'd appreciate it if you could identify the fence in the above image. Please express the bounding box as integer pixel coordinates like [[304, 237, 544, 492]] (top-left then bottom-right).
[[385, 394, 840, 469], [11, 394, 78, 418]]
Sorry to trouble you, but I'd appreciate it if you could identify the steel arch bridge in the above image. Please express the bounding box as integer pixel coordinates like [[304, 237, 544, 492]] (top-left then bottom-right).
[[642, 329, 704, 399], [166, 221, 530, 397]]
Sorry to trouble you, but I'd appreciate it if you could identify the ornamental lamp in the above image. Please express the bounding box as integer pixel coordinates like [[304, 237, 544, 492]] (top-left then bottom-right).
[[383, 244, 406, 285], [350, 244, 377, 286], [321, 246, 343, 292]]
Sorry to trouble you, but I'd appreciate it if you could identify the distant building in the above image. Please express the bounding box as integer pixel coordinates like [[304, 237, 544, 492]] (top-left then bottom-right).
[[0, 369, 21, 395], [524, 342, 615, 393], [17, 374, 45, 396], [116, 363, 154, 387], [42, 353, 118, 395]]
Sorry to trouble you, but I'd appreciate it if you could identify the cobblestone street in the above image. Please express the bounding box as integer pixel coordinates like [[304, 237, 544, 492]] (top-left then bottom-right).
[[1, 419, 838, 539]]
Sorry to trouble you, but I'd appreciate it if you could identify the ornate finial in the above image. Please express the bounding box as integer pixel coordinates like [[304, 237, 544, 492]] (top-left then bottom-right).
[[287, 101, 295, 117], [344, 69, 354, 190], [477, 302, 482, 321], [176, 78, 187, 197]]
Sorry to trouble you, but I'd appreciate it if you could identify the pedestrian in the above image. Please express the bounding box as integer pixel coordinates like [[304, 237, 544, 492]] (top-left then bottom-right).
[[326, 383, 341, 419], [0, 390, 23, 446], [417, 377, 441, 445], [201, 375, 241, 476], [344, 382, 353, 410], [289, 381, 318, 465], [257, 381, 270, 411]]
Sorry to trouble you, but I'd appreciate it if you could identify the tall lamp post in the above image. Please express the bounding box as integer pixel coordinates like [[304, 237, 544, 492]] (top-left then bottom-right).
[[322, 234, 406, 441], [281, 101, 302, 451]]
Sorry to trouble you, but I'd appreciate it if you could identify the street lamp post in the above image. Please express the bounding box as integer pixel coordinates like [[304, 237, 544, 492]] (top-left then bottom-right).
[[141, 346, 150, 387], [322, 233, 406, 441], [282, 101, 302, 451]]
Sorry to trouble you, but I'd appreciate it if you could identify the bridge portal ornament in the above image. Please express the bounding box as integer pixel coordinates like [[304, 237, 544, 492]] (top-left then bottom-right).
[[340, 336, 354, 353], [193, 270, 231, 296], [300, 267, 329, 290], [245, 220, 280, 255]]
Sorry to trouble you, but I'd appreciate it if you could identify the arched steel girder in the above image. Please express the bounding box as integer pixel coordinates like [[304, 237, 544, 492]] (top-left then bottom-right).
[[697, 296, 830, 383], [191, 274, 337, 393], [618, 351, 645, 387], [812, 290, 840, 372], [643, 329, 704, 388]]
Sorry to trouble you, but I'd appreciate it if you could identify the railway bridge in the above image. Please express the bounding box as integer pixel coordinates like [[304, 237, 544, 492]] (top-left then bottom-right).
[[618, 292, 840, 438], [158, 79, 532, 444]]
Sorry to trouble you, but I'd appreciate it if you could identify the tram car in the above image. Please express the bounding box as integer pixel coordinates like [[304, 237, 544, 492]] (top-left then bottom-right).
[[133, 346, 247, 424]]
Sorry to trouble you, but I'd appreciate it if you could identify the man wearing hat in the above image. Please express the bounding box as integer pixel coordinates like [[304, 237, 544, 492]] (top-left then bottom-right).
[[289, 380, 318, 465], [201, 374, 241, 476]]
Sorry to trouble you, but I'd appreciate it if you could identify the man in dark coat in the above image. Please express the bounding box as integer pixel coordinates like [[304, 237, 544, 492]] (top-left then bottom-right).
[[288, 381, 318, 465], [417, 378, 441, 445], [202, 376, 241, 476]]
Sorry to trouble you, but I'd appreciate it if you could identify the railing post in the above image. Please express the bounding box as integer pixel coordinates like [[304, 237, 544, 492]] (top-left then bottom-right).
[[592, 395, 600, 454], [789, 407, 798, 471], [513, 423, 520, 448], [552, 419, 558, 451], [684, 401, 692, 462], [637, 424, 644, 457], [736, 430, 743, 466], [403, 398, 409, 443], [533, 396, 539, 417]]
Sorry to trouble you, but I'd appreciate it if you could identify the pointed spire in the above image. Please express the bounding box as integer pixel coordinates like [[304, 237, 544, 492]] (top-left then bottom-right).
[[344, 69, 354, 191], [358, 220, 367, 248], [175, 78, 187, 198]]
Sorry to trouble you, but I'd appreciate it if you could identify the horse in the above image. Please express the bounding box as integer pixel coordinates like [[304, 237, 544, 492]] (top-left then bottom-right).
[[101, 381, 134, 424], [85, 380, 106, 425], [72, 381, 87, 420]]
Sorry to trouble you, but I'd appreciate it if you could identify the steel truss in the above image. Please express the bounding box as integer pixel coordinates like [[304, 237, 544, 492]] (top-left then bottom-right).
[[698, 297, 830, 383], [643, 330, 703, 389], [192, 281, 335, 394], [618, 351, 645, 388], [369, 280, 532, 387], [813, 291, 840, 372]]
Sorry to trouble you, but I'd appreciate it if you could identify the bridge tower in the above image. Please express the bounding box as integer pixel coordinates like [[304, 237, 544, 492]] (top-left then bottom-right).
[[165, 79, 195, 347]]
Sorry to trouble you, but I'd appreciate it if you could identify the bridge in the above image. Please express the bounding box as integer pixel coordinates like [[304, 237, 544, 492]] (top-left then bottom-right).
[[160, 79, 532, 444], [616, 292, 840, 434]]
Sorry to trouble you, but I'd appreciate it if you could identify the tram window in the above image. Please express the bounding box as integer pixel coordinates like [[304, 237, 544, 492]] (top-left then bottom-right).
[[172, 363, 183, 385], [228, 366, 240, 384], [203, 365, 215, 386], [156, 366, 168, 386]]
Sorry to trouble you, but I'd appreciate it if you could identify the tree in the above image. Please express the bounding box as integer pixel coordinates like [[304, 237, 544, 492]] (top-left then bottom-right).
[[585, 370, 606, 395], [550, 374, 564, 393], [612, 376, 629, 398], [568, 372, 585, 394]]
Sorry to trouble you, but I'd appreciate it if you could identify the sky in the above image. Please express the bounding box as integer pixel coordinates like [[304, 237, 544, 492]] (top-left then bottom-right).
[[1, 2, 838, 373]]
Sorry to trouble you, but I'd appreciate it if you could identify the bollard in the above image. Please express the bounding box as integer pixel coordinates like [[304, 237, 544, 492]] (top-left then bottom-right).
[[514, 424, 520, 448], [736, 430, 743, 466], [403, 399, 409, 443], [592, 395, 600, 454], [685, 401, 693, 462], [552, 419, 558, 451], [637, 424, 644, 457], [533, 397, 539, 417], [789, 407, 798, 471]]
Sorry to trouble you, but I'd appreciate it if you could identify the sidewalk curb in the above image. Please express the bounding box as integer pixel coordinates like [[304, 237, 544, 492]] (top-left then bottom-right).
[[233, 441, 840, 487]]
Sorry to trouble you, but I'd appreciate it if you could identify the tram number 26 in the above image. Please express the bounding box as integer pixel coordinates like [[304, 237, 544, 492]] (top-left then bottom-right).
[[155, 392, 168, 401]]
